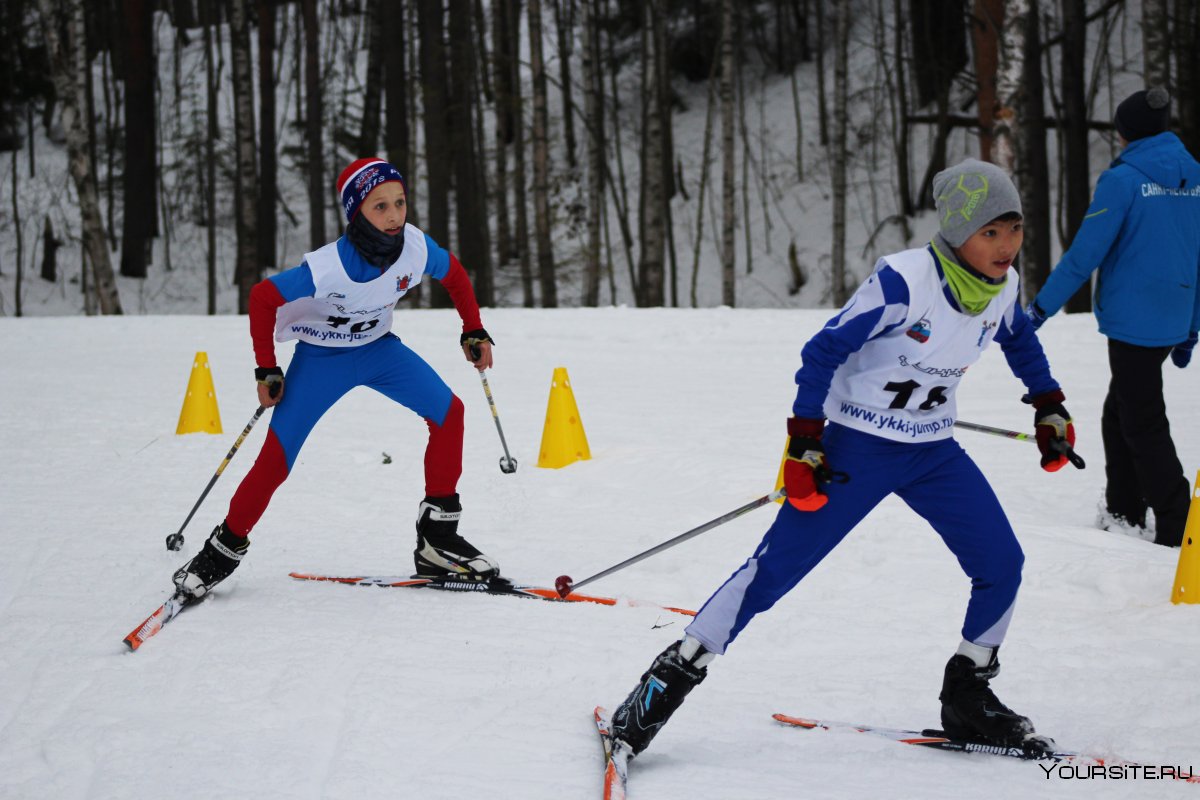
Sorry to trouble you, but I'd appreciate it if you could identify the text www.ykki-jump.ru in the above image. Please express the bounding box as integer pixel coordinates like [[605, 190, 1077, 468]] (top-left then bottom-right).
[[1040, 763, 1197, 781]]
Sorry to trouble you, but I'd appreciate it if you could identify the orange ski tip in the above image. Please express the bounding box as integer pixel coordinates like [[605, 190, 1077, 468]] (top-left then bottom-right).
[[603, 762, 621, 800], [289, 572, 364, 584], [772, 713, 818, 727]]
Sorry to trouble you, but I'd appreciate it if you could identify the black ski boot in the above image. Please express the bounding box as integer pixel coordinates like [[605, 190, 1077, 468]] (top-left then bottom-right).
[[413, 494, 499, 579], [172, 522, 250, 599], [610, 636, 714, 756], [939, 646, 1043, 748]]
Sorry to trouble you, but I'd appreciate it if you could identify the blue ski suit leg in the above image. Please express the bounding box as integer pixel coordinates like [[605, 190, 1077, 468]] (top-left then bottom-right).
[[685, 424, 1023, 654]]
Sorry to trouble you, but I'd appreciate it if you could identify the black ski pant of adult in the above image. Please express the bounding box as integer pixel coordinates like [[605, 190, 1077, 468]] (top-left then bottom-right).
[[1102, 339, 1190, 547]]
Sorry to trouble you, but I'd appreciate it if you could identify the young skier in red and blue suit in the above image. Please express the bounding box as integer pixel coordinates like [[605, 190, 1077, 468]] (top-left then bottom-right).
[[171, 158, 500, 599]]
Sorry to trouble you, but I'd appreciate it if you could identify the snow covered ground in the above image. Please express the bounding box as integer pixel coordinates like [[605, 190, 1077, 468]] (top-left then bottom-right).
[[1, 308, 1198, 799]]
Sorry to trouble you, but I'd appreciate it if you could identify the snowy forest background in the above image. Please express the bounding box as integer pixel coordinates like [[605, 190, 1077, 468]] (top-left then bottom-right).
[[1, 0, 1197, 317]]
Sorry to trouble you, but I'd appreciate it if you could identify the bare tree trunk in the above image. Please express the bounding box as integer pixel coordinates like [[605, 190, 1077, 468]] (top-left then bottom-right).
[[12, 150, 22, 315], [1015, 0, 1050, 303], [510, 0, 534, 307], [1142, 0, 1170, 89], [492, 0, 513, 265], [1176, 0, 1200, 159], [449, 0, 492, 304], [1060, 0, 1091, 313], [39, 0, 122, 314], [119, 0, 157, 279], [230, 0, 260, 312], [992, 0, 1023, 172], [552, 0, 578, 170], [204, 0, 218, 314], [257, 0, 277, 274], [690, 49, 719, 308], [301, 0, 325, 247], [383, 1, 409, 169], [418, 0, 451, 249], [719, 0, 735, 306], [360, 0, 385, 154], [815, 0, 828, 145], [891, 0, 912, 215], [637, 0, 665, 307], [830, 0, 849, 306], [971, 0, 1005, 159], [528, 0, 557, 306], [580, 0, 603, 306]]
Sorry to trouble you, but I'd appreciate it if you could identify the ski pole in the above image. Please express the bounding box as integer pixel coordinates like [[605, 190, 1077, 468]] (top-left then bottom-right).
[[165, 405, 266, 551], [554, 488, 786, 597], [954, 419, 1085, 469], [477, 369, 518, 474]]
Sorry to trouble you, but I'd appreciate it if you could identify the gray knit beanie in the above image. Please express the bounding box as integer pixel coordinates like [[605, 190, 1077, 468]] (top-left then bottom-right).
[[932, 158, 1023, 248]]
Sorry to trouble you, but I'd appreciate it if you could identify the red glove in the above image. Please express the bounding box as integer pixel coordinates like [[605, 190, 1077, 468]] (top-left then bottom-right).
[[1030, 390, 1075, 472], [784, 417, 831, 511]]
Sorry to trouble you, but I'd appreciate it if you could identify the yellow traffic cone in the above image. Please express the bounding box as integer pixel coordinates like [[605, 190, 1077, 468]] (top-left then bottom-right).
[[176, 351, 223, 435], [1170, 470, 1200, 604], [537, 367, 591, 469]]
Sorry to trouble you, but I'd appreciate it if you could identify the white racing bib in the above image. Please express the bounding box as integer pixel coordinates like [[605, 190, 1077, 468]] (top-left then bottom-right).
[[275, 225, 428, 347], [824, 247, 1019, 443]]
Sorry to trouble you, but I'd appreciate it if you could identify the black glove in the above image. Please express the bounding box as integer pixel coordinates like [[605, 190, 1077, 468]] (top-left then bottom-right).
[[255, 366, 284, 399], [460, 328, 494, 360]]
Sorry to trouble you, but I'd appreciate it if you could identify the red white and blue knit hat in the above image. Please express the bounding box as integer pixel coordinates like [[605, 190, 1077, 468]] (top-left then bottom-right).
[[336, 158, 406, 222]]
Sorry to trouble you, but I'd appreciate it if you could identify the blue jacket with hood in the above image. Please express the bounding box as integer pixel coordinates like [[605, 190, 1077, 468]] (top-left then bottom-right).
[[1033, 131, 1200, 347]]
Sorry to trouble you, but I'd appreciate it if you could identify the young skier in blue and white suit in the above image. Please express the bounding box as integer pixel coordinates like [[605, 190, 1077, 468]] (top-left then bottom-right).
[[609, 159, 1076, 758]]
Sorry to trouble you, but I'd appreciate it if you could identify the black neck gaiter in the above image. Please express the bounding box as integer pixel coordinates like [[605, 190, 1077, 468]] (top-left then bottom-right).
[[346, 213, 406, 268]]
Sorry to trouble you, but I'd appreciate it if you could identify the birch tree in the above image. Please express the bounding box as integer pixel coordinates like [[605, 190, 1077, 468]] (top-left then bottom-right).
[[38, 0, 122, 314], [995, 0, 1049, 304]]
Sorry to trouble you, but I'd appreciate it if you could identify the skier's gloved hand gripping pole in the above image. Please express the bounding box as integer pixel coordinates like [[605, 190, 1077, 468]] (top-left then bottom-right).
[[461, 329, 516, 474], [953, 418, 1086, 469]]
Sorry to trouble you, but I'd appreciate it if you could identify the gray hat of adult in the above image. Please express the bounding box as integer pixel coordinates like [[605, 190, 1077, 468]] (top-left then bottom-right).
[[1114, 87, 1170, 142], [933, 158, 1023, 248]]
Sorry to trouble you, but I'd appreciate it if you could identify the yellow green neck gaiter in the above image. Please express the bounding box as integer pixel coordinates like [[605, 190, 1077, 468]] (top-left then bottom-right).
[[931, 236, 1006, 315]]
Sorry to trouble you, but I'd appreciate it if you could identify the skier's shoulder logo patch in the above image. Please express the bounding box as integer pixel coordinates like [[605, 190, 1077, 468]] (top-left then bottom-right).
[[397, 274, 412, 292], [906, 318, 932, 343]]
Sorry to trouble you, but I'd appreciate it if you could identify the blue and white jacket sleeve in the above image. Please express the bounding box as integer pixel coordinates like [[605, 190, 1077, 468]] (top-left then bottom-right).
[[1033, 168, 1132, 316], [993, 294, 1060, 396], [793, 264, 911, 419]]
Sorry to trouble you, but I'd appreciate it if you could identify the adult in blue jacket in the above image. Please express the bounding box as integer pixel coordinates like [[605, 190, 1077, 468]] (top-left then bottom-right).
[[1028, 88, 1200, 547]]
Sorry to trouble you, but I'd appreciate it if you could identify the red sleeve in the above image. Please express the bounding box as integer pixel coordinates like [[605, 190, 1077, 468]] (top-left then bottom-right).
[[439, 254, 484, 332], [249, 279, 286, 368]]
